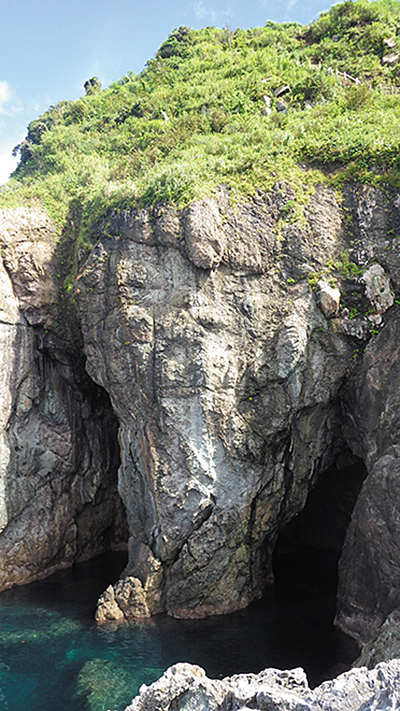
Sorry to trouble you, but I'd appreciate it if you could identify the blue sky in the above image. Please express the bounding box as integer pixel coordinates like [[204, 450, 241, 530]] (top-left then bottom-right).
[[0, 0, 336, 185]]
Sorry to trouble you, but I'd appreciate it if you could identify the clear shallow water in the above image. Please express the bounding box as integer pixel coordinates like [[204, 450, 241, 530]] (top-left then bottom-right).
[[0, 551, 359, 711]]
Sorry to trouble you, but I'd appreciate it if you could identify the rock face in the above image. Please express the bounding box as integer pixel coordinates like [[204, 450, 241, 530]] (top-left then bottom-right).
[[75, 184, 363, 618], [0, 207, 127, 589], [72, 183, 400, 623], [355, 611, 400, 669], [122, 660, 400, 711], [336, 311, 400, 642], [2, 183, 400, 640]]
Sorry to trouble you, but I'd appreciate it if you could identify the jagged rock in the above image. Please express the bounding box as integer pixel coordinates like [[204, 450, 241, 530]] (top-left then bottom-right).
[[336, 454, 400, 643], [3, 184, 400, 633], [123, 663, 309, 711], [337, 311, 400, 642], [73, 184, 400, 621], [122, 660, 400, 711], [317, 280, 341, 318], [0, 207, 127, 590], [95, 585, 126, 623], [355, 611, 400, 669], [184, 198, 226, 269], [361, 263, 394, 315], [76, 186, 362, 620]]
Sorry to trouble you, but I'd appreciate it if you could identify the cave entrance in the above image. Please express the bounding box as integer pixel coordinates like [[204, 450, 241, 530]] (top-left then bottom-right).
[[272, 453, 367, 600]]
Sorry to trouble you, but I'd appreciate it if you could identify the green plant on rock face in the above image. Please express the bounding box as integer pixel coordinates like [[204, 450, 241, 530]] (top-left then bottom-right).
[[308, 270, 323, 290], [335, 250, 361, 278]]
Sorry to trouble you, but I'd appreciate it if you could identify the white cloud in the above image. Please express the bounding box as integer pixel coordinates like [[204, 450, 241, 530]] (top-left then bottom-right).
[[193, 1, 232, 25], [0, 144, 19, 186], [0, 81, 11, 114]]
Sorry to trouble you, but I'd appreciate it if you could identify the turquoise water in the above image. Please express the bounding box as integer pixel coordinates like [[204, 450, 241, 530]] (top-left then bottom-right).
[[0, 551, 359, 711]]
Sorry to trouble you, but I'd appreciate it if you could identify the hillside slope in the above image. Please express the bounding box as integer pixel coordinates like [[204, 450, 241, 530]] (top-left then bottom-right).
[[1, 0, 400, 238]]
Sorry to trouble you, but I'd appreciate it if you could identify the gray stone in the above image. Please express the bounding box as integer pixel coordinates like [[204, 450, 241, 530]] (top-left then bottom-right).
[[273, 85, 290, 98], [382, 52, 399, 65], [0, 207, 127, 591], [317, 280, 341, 318], [361, 263, 394, 315], [122, 660, 400, 711], [337, 310, 400, 642], [276, 99, 288, 113], [3, 184, 400, 634], [75, 187, 359, 619], [355, 611, 400, 669], [184, 198, 226, 269]]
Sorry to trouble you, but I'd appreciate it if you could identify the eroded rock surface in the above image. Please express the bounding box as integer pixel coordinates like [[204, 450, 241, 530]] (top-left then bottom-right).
[[122, 660, 400, 711], [2, 184, 400, 635], [0, 207, 127, 589], [75, 185, 363, 618], [75, 184, 394, 620], [355, 611, 400, 669], [335, 308, 400, 642]]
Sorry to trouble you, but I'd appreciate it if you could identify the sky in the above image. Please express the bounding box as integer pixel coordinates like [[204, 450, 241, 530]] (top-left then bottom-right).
[[0, 0, 338, 185]]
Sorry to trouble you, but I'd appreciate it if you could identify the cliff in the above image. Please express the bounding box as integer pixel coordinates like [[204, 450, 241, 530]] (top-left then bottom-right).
[[1, 0, 400, 672], [0, 180, 400, 644], [0, 207, 127, 588]]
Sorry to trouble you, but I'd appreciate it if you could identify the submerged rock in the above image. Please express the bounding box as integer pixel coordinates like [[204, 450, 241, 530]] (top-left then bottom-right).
[[122, 660, 400, 711]]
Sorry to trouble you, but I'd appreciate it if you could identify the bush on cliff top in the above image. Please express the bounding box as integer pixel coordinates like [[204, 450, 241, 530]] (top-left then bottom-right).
[[1, 0, 400, 234]]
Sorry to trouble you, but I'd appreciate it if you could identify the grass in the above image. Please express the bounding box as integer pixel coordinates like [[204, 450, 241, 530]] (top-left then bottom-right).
[[1, 0, 400, 239]]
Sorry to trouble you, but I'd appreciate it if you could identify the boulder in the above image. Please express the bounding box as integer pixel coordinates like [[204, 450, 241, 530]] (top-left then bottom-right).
[[361, 263, 394, 315], [317, 279, 341, 318]]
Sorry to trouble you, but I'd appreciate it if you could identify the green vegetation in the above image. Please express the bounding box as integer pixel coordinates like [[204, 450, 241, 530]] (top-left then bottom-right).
[[1, 0, 400, 239]]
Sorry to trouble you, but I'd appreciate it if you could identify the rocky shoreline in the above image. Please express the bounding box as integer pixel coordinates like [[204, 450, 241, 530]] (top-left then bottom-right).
[[121, 659, 400, 711]]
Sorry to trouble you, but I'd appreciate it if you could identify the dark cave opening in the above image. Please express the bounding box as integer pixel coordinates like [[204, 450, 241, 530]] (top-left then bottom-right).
[[272, 453, 368, 601]]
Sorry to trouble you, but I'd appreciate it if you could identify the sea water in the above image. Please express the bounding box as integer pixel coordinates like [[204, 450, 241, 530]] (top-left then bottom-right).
[[0, 551, 359, 711]]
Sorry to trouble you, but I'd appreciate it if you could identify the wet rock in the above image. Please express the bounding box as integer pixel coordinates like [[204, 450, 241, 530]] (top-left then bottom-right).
[[95, 585, 126, 623]]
